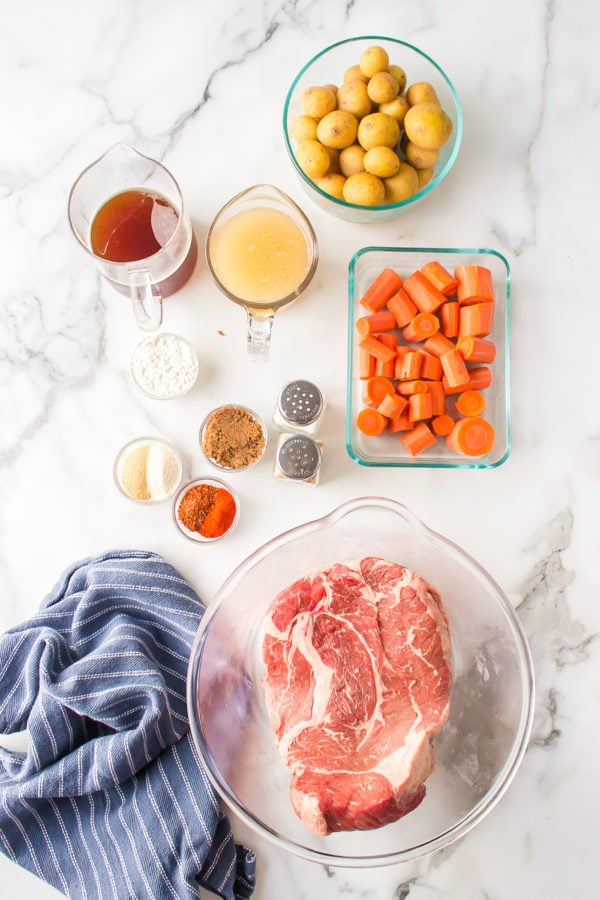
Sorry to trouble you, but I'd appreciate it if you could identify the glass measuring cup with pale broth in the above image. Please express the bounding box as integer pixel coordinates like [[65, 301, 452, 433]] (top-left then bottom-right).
[[206, 184, 318, 361]]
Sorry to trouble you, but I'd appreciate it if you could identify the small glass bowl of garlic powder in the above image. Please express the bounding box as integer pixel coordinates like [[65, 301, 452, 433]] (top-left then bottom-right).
[[114, 437, 183, 503]]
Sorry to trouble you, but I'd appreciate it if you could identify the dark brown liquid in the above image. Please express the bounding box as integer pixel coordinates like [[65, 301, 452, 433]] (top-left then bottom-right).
[[91, 189, 179, 262], [91, 189, 198, 297]]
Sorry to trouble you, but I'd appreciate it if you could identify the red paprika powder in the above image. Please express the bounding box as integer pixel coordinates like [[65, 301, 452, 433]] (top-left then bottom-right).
[[177, 482, 237, 539]]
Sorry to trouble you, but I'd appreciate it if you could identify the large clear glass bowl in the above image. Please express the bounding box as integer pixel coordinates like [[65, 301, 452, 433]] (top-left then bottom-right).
[[187, 498, 534, 867], [283, 37, 462, 224]]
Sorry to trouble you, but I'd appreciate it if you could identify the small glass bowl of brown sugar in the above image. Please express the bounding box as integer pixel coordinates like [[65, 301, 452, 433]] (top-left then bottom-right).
[[173, 477, 240, 543], [199, 404, 267, 472]]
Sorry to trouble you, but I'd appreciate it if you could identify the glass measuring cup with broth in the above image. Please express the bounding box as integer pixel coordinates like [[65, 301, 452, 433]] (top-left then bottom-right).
[[68, 144, 197, 330], [206, 184, 318, 361]]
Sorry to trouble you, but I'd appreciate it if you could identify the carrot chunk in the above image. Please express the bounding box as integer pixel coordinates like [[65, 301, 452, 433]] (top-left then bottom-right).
[[387, 288, 418, 327], [446, 416, 495, 456], [358, 346, 375, 379], [431, 414, 455, 436], [423, 332, 456, 357], [356, 310, 397, 337], [440, 348, 469, 389], [397, 379, 430, 395], [359, 334, 397, 363], [389, 410, 414, 433], [443, 365, 492, 394], [356, 407, 388, 436], [360, 268, 403, 313], [420, 260, 459, 295], [377, 392, 407, 418], [362, 375, 395, 407], [427, 380, 446, 415], [459, 301, 494, 337], [456, 335, 496, 363], [402, 312, 440, 343], [456, 389, 487, 417], [403, 270, 446, 314], [373, 333, 398, 376], [408, 392, 433, 422], [420, 351, 443, 381], [398, 349, 422, 380], [455, 265, 494, 305], [440, 301, 459, 338], [401, 422, 437, 456]]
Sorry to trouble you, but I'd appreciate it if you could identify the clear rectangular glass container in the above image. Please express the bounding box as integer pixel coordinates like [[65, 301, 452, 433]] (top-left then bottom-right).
[[346, 246, 510, 468]]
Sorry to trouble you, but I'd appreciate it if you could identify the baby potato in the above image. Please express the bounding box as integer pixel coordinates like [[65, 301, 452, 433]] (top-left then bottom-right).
[[291, 114, 318, 143], [343, 171, 386, 206], [378, 94, 410, 126], [387, 64, 407, 93], [301, 85, 337, 119], [416, 167, 434, 189], [357, 112, 400, 151], [383, 162, 419, 203], [344, 64, 369, 84], [406, 81, 440, 107], [404, 141, 440, 169], [363, 145, 401, 178], [339, 143, 366, 176], [404, 102, 453, 150], [359, 45, 390, 78], [322, 83, 338, 97], [336, 80, 372, 119], [367, 71, 400, 104], [315, 172, 346, 200], [295, 139, 331, 179], [316, 110, 358, 149]]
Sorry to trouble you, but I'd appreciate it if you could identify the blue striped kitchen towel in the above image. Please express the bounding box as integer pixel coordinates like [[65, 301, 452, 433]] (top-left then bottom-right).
[[0, 549, 256, 899]]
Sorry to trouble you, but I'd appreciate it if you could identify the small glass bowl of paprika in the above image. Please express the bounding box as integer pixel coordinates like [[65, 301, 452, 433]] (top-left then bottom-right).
[[172, 477, 240, 543]]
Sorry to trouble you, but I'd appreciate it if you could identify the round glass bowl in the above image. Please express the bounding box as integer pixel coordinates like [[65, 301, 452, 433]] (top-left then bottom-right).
[[173, 477, 240, 543], [131, 332, 199, 400], [187, 497, 534, 867], [283, 36, 462, 224], [114, 436, 182, 503], [199, 404, 267, 472]]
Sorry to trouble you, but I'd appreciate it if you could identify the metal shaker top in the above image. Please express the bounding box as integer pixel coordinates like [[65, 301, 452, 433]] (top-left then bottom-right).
[[276, 434, 321, 481], [277, 380, 323, 427]]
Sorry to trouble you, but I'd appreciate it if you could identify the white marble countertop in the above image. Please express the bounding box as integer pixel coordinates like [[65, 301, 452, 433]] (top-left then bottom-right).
[[1, 0, 599, 897]]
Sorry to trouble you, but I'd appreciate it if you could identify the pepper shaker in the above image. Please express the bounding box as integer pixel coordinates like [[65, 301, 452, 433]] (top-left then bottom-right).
[[273, 379, 325, 436], [273, 433, 323, 485]]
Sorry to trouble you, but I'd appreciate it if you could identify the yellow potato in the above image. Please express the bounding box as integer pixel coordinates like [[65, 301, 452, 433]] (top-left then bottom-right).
[[404, 141, 440, 170], [387, 64, 407, 93], [344, 64, 369, 84], [357, 112, 400, 151], [316, 110, 358, 149], [336, 80, 372, 119], [383, 162, 419, 203], [339, 143, 366, 177], [315, 173, 346, 200], [322, 83, 338, 97], [404, 102, 453, 150], [343, 172, 386, 206], [406, 81, 440, 106], [363, 145, 401, 178], [291, 114, 318, 143], [367, 71, 400, 105], [301, 85, 336, 119], [359, 45, 390, 78], [295, 139, 331, 178], [378, 95, 410, 126], [416, 167, 434, 189]]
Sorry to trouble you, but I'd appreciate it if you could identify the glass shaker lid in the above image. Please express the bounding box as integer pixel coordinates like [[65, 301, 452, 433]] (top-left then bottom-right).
[[278, 380, 323, 426]]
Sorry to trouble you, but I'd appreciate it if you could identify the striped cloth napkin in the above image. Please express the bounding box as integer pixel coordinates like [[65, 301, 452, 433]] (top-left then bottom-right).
[[0, 550, 256, 899]]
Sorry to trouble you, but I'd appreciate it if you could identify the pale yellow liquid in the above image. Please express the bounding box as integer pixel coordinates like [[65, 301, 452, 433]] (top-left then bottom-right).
[[209, 207, 311, 307]]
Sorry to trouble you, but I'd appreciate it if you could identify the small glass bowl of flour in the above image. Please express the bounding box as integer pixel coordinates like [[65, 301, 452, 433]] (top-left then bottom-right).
[[131, 333, 199, 400], [114, 437, 183, 503]]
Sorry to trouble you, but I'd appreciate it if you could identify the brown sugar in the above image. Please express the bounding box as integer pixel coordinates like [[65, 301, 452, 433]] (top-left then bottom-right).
[[201, 405, 266, 469]]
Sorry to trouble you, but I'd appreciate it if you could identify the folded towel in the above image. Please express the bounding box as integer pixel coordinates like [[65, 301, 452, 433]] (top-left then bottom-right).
[[0, 550, 256, 899]]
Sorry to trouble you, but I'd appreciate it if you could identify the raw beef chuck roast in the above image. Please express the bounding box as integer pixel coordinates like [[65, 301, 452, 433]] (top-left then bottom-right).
[[261, 557, 452, 836]]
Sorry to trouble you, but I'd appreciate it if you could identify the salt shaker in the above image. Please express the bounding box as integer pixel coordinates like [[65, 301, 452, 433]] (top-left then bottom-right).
[[273, 379, 325, 436], [273, 434, 323, 486]]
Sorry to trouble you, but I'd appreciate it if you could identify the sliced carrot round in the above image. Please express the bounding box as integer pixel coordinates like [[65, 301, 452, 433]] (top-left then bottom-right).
[[356, 407, 388, 436], [446, 416, 495, 456], [431, 414, 455, 436], [456, 389, 487, 417]]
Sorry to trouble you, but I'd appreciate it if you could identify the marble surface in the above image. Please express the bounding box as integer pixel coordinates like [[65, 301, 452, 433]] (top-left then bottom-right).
[[1, 0, 599, 897]]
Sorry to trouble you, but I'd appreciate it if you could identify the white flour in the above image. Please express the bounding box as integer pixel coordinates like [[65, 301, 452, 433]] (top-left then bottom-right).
[[132, 333, 199, 399]]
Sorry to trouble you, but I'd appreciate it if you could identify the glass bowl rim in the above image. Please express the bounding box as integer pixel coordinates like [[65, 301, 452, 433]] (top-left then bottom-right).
[[187, 495, 535, 866], [282, 35, 463, 214]]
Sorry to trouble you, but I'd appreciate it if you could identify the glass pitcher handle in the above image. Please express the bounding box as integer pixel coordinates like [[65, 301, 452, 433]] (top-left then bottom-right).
[[246, 309, 273, 363], [129, 269, 163, 331]]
